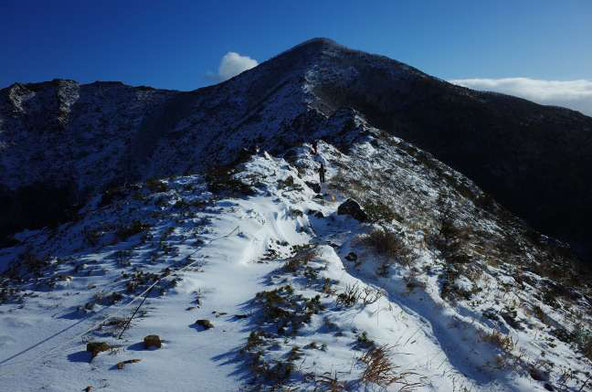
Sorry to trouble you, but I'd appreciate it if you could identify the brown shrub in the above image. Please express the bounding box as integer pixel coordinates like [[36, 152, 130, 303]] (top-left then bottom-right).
[[315, 372, 348, 391], [482, 330, 515, 353], [359, 345, 419, 389], [363, 229, 411, 264]]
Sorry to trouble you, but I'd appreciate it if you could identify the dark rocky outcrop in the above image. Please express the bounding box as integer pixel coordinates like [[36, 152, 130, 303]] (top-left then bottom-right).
[[195, 319, 214, 330], [1, 38, 591, 262], [86, 341, 110, 357], [143, 335, 162, 349], [337, 199, 368, 222]]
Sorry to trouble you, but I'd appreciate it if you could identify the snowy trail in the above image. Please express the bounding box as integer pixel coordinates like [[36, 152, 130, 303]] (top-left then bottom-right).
[[314, 224, 491, 379], [0, 196, 309, 391], [307, 215, 539, 391], [2, 149, 586, 391], [131, 197, 308, 390]]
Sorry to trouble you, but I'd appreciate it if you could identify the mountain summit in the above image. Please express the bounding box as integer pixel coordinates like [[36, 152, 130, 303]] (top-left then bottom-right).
[[1, 38, 591, 392], [1, 38, 591, 261]]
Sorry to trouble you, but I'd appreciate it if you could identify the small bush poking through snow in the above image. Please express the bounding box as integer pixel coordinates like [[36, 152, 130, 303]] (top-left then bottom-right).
[[431, 217, 474, 265], [205, 165, 255, 196], [125, 270, 158, 293], [363, 200, 402, 224], [0, 286, 20, 304], [315, 372, 348, 391], [336, 283, 361, 307], [283, 249, 315, 273], [242, 330, 268, 352], [440, 265, 480, 302], [145, 178, 168, 193], [362, 229, 413, 268], [573, 329, 592, 360], [355, 331, 375, 349], [15, 251, 49, 276], [254, 285, 324, 335], [359, 345, 419, 389], [363, 229, 408, 258], [482, 330, 515, 353], [360, 286, 383, 305], [116, 220, 150, 240]]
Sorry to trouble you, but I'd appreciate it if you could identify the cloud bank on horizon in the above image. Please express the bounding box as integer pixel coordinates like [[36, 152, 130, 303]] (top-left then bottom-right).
[[450, 77, 592, 116], [207, 52, 258, 82]]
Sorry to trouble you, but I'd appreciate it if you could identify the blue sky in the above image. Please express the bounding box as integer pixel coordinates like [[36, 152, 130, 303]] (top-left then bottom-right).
[[1, 0, 592, 113]]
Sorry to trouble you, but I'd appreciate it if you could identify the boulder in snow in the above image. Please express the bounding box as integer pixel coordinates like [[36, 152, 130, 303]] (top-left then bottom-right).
[[143, 335, 162, 349], [195, 319, 214, 330], [86, 341, 110, 357], [337, 199, 367, 222], [305, 181, 321, 193]]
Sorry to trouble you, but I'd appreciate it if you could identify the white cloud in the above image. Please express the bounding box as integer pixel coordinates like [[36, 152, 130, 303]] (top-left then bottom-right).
[[207, 52, 258, 82], [450, 77, 592, 116]]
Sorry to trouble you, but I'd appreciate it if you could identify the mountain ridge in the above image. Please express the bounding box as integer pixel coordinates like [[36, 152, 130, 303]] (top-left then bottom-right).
[[1, 114, 590, 391], [1, 38, 592, 391], [1, 38, 591, 262]]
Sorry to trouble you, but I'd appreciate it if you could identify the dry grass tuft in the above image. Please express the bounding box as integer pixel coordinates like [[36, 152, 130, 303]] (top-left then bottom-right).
[[363, 229, 410, 260], [336, 283, 361, 307], [283, 249, 316, 273], [315, 372, 348, 391], [359, 345, 420, 390], [482, 330, 515, 353]]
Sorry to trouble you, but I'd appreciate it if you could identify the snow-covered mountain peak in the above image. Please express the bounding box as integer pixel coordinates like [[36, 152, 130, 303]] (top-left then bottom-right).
[[1, 38, 591, 258], [1, 38, 591, 391]]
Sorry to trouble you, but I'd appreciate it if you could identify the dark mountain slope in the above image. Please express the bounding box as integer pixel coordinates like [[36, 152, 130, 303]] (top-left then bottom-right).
[[291, 39, 592, 261], [0, 38, 591, 262]]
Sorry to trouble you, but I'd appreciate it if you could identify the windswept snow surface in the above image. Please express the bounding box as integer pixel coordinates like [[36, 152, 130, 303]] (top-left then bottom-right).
[[1, 138, 591, 391]]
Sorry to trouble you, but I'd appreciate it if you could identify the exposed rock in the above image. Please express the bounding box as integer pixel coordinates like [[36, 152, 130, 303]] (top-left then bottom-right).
[[143, 335, 162, 349], [86, 341, 110, 357], [307, 209, 324, 218], [1, 38, 591, 261], [337, 199, 367, 222], [116, 358, 142, 370], [195, 319, 214, 330], [501, 309, 523, 330], [305, 181, 321, 193], [529, 368, 548, 381]]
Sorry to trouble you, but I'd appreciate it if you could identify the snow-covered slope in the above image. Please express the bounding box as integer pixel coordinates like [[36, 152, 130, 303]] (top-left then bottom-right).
[[1, 38, 592, 261], [1, 113, 590, 391]]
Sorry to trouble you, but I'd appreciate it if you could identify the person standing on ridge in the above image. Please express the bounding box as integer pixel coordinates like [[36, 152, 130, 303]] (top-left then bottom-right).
[[319, 162, 326, 184], [312, 140, 327, 186]]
